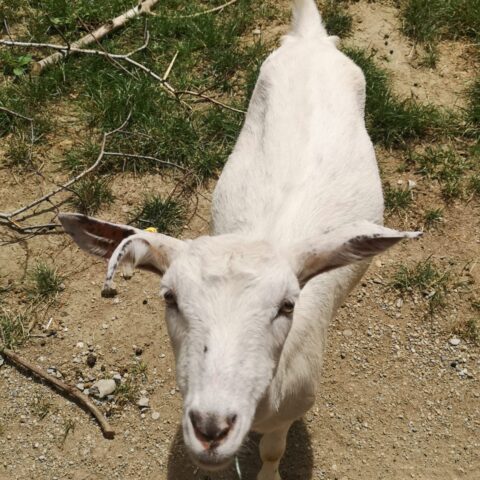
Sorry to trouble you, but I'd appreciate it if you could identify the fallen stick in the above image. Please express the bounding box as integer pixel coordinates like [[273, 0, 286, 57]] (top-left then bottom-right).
[[32, 0, 159, 74], [0, 113, 130, 223], [1, 347, 115, 439]]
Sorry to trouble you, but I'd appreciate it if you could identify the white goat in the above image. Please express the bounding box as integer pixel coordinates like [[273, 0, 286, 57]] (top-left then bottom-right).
[[60, 1, 420, 478]]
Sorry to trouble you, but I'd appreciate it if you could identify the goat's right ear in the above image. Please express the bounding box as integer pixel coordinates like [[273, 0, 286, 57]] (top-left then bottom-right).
[[59, 213, 185, 297]]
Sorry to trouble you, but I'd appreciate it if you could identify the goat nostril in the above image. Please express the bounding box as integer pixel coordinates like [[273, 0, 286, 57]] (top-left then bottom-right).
[[188, 411, 236, 445], [227, 414, 237, 427]]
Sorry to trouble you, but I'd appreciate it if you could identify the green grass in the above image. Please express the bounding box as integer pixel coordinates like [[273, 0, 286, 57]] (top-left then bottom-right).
[[0, 0, 272, 182], [469, 174, 480, 196], [345, 48, 441, 146], [0, 310, 27, 349], [402, 0, 480, 44], [115, 360, 148, 406], [407, 147, 477, 201], [453, 317, 479, 344], [69, 176, 114, 215], [467, 78, 480, 128], [31, 397, 54, 420], [392, 258, 450, 313], [322, 1, 353, 38], [384, 185, 413, 213], [4, 133, 31, 168], [133, 196, 187, 235], [423, 208, 443, 229], [29, 263, 63, 299]]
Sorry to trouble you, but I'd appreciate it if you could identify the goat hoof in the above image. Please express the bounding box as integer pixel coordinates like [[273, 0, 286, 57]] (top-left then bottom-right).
[[101, 287, 118, 298]]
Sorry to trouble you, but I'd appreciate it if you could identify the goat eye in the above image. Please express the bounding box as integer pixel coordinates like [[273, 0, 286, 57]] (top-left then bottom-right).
[[163, 290, 177, 307], [279, 299, 295, 315]]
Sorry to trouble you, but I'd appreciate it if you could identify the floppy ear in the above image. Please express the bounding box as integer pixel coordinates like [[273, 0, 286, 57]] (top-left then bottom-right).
[[290, 221, 422, 287], [59, 213, 185, 297]]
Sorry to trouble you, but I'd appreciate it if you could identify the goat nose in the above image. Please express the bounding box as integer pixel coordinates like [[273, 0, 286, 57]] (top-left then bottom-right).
[[189, 410, 237, 447]]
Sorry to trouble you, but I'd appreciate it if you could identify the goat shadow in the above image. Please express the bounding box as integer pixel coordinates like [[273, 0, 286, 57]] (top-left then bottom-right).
[[167, 419, 313, 480]]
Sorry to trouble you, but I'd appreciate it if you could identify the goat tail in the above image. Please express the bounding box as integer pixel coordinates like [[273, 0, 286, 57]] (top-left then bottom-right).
[[291, 0, 327, 38]]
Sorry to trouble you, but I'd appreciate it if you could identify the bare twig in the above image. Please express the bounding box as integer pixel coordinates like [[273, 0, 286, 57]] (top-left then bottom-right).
[[1, 348, 115, 439], [103, 151, 188, 172], [174, 0, 238, 19], [0, 113, 131, 232], [31, 0, 160, 73], [0, 39, 244, 113], [0, 106, 33, 123], [175, 89, 245, 114]]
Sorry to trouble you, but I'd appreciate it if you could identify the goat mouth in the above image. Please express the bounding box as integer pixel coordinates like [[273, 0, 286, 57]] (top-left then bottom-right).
[[190, 452, 233, 472]]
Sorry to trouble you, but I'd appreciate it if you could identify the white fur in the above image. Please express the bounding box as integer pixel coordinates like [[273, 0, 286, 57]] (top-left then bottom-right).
[[60, 2, 421, 478]]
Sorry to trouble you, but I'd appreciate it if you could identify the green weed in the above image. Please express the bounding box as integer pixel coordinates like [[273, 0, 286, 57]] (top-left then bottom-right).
[[69, 176, 114, 215], [392, 258, 450, 313], [322, 1, 353, 37], [402, 0, 480, 44], [345, 48, 440, 146], [0, 309, 27, 349], [423, 208, 443, 229], [133, 196, 187, 236], [384, 185, 413, 213], [467, 78, 480, 128], [4, 133, 31, 168], [408, 147, 473, 201], [115, 360, 148, 406], [469, 175, 480, 197], [453, 317, 479, 344], [29, 263, 63, 299], [31, 397, 54, 420]]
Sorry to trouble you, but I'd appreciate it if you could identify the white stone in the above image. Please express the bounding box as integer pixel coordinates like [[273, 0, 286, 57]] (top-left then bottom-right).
[[90, 379, 116, 399], [449, 338, 461, 346], [137, 397, 149, 408]]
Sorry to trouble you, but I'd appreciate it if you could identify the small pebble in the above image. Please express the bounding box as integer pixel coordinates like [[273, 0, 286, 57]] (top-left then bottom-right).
[[137, 397, 150, 408], [449, 338, 461, 346], [76, 342, 84, 349], [151, 412, 161, 420], [343, 329, 353, 337], [87, 354, 97, 368]]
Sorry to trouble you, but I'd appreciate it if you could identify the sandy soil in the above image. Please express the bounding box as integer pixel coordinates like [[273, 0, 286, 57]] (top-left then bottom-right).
[[1, 1, 479, 480]]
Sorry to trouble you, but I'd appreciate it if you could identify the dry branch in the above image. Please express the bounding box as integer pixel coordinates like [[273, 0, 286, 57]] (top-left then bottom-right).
[[31, 0, 160, 73], [0, 114, 131, 233], [174, 0, 238, 19], [0, 39, 244, 113], [1, 348, 115, 439]]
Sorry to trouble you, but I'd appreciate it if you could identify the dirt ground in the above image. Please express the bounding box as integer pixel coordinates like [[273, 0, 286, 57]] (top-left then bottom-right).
[[1, 1, 479, 480]]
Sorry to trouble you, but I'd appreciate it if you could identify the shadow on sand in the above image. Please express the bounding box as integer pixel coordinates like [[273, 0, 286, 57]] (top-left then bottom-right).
[[167, 419, 313, 479]]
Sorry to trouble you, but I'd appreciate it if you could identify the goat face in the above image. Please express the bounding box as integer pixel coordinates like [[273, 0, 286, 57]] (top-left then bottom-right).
[[161, 235, 299, 469]]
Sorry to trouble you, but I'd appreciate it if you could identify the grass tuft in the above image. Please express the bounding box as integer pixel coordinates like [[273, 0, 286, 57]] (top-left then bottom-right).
[[384, 185, 413, 213], [115, 360, 148, 406], [344, 48, 441, 146], [0, 309, 27, 349], [467, 78, 480, 128], [69, 176, 114, 215], [29, 263, 63, 299], [408, 147, 475, 201], [133, 196, 187, 236], [391, 258, 450, 313], [423, 208, 443, 229], [402, 0, 480, 44], [322, 1, 353, 38], [453, 317, 479, 344]]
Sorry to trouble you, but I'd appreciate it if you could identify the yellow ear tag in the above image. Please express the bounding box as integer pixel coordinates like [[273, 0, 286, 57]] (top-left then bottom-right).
[[144, 227, 158, 233]]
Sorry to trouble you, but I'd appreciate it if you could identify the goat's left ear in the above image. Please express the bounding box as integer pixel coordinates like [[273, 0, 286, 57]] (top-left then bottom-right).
[[290, 221, 422, 287]]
